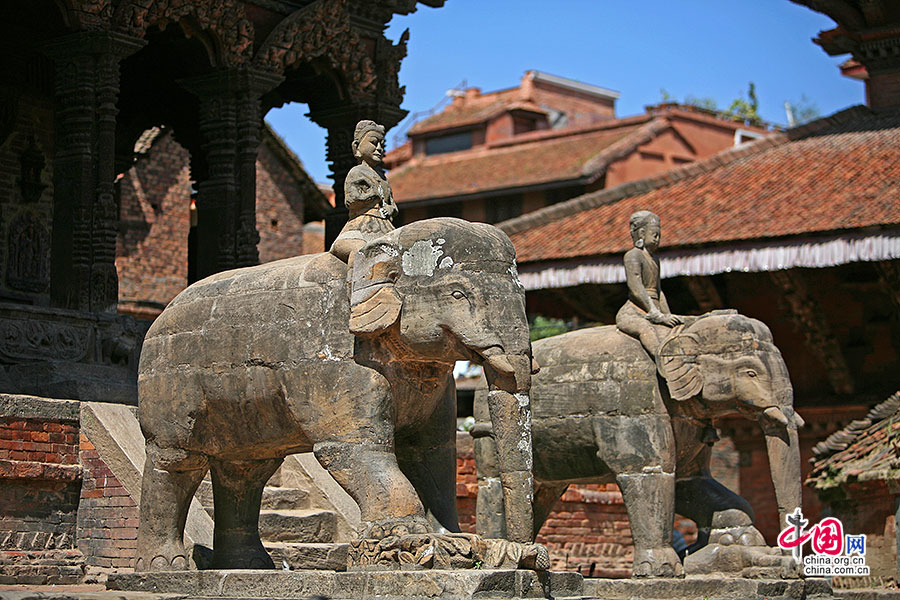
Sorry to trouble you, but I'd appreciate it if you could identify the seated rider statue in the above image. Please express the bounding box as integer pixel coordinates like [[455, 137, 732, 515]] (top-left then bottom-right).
[[330, 120, 397, 266], [616, 210, 683, 359]]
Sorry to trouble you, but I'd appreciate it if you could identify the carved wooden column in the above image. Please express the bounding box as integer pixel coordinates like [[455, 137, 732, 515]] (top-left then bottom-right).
[[182, 69, 282, 278], [43, 31, 145, 312]]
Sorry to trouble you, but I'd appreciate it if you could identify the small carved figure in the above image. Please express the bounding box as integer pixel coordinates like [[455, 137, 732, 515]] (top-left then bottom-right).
[[330, 120, 397, 265], [616, 210, 682, 358]]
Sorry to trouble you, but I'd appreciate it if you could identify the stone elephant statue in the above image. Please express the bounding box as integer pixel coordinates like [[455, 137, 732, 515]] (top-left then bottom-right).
[[473, 310, 803, 577], [135, 218, 537, 571]]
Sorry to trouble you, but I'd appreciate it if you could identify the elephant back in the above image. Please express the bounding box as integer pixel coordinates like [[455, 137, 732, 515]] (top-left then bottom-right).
[[140, 251, 353, 379], [529, 326, 660, 419], [474, 325, 658, 423]]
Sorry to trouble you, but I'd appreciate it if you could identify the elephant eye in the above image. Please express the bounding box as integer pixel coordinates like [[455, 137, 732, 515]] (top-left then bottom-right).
[[745, 369, 758, 378], [451, 290, 466, 300]]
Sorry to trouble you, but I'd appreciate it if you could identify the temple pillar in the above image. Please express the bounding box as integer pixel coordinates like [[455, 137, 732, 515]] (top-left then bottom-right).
[[43, 31, 145, 312], [181, 68, 283, 278]]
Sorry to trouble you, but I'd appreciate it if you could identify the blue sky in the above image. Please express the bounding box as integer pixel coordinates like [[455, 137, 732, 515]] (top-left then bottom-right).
[[265, 1, 862, 185]]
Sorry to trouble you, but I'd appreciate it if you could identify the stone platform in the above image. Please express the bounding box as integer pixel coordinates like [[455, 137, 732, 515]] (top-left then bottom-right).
[[106, 569, 584, 600], [584, 575, 836, 600]]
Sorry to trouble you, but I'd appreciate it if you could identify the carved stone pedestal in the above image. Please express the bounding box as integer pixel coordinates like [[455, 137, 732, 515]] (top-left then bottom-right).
[[107, 569, 584, 600]]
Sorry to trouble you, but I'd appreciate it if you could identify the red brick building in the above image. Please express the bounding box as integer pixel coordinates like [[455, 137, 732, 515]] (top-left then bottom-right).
[[116, 125, 329, 321], [386, 71, 768, 225]]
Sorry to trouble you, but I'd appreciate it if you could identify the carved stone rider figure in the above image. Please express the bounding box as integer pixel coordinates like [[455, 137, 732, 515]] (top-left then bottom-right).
[[616, 210, 683, 359], [330, 120, 397, 265]]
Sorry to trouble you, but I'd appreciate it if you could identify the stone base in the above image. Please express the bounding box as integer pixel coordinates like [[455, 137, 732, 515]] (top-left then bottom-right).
[[584, 575, 835, 600], [107, 569, 584, 599]]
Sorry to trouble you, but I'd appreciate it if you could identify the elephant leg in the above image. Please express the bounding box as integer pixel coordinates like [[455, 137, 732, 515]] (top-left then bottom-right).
[[395, 378, 460, 533], [533, 481, 569, 539], [473, 432, 505, 539], [209, 456, 283, 569], [676, 474, 754, 555], [310, 368, 429, 538], [134, 444, 207, 571], [593, 414, 683, 578]]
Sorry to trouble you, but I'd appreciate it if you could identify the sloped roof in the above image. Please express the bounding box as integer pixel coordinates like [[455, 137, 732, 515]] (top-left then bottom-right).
[[390, 116, 661, 203], [408, 94, 545, 136], [501, 106, 900, 264], [807, 391, 900, 490]]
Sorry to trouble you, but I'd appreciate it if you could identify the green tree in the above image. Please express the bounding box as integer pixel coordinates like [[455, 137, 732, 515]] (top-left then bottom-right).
[[726, 82, 763, 126], [786, 94, 821, 126], [529, 315, 568, 342]]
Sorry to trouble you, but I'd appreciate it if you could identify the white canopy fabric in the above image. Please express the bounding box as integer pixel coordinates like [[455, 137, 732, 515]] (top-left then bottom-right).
[[517, 231, 900, 290]]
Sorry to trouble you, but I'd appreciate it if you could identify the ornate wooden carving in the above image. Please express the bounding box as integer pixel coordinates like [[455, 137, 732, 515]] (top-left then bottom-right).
[[112, 0, 253, 66], [769, 269, 854, 395], [253, 0, 376, 101], [17, 137, 48, 204], [7, 212, 50, 293], [44, 31, 144, 312], [0, 318, 89, 362]]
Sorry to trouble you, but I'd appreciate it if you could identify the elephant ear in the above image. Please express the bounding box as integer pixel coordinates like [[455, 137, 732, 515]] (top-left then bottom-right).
[[349, 241, 402, 337], [657, 331, 702, 401]]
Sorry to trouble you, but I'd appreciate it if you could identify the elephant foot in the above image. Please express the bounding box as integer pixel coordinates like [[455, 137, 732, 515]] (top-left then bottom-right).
[[683, 515, 799, 579], [348, 532, 550, 571], [211, 542, 275, 570], [632, 547, 684, 578], [134, 542, 189, 572]]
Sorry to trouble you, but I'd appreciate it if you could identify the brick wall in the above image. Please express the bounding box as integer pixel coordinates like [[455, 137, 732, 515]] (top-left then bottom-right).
[[256, 140, 306, 264], [0, 396, 85, 584], [116, 131, 192, 319], [76, 434, 139, 570], [116, 128, 320, 320]]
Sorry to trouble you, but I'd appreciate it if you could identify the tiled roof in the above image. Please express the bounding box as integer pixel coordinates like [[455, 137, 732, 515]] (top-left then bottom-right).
[[502, 106, 900, 263], [806, 391, 900, 489], [390, 117, 658, 203], [407, 88, 523, 135]]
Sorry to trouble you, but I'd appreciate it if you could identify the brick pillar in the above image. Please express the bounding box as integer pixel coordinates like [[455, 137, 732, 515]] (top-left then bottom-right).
[[181, 69, 282, 278], [43, 32, 145, 312]]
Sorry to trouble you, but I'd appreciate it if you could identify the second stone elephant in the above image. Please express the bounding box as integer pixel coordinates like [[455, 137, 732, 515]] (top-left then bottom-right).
[[473, 310, 803, 577]]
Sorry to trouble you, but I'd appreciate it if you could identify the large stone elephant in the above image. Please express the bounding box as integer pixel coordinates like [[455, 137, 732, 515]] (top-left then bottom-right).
[[473, 310, 802, 577], [135, 218, 536, 571]]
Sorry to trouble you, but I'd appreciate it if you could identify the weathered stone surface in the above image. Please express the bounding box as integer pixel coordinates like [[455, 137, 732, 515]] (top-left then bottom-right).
[[265, 542, 348, 571], [108, 569, 582, 599], [135, 218, 538, 570], [584, 576, 833, 600], [474, 310, 803, 579], [0, 394, 80, 422], [257, 509, 337, 543]]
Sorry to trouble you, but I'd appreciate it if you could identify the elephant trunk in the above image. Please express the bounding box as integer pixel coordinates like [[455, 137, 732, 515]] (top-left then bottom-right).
[[759, 395, 802, 537], [482, 352, 535, 543]]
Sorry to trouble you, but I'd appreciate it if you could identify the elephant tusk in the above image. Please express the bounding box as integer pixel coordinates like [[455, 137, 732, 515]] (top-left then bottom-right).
[[763, 406, 789, 427], [531, 357, 541, 375], [793, 412, 805, 428]]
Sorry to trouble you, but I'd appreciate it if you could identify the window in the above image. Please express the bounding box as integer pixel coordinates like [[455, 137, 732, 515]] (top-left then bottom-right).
[[424, 131, 473, 155]]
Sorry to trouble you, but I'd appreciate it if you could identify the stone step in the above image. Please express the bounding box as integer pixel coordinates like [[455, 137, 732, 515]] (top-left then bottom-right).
[[195, 480, 310, 512], [265, 542, 349, 571], [258, 509, 337, 543], [107, 569, 585, 600]]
